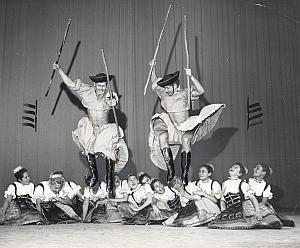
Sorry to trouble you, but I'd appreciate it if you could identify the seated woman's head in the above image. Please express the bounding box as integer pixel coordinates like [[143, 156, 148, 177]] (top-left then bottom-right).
[[13, 166, 30, 185], [150, 179, 165, 194], [49, 171, 65, 194], [198, 164, 214, 180], [253, 163, 273, 179], [138, 172, 151, 185], [229, 162, 248, 178], [127, 175, 138, 189]]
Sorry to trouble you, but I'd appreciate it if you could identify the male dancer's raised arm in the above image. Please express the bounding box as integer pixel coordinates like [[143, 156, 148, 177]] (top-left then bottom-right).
[[53, 63, 76, 88]]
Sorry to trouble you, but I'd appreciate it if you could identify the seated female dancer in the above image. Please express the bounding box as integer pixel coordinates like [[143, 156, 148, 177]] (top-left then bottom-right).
[[149, 177, 215, 227], [138, 172, 153, 194], [191, 164, 221, 224], [0, 166, 44, 225], [248, 163, 294, 228], [110, 175, 153, 223], [34, 171, 81, 224], [163, 176, 212, 227], [114, 173, 130, 199], [52, 171, 83, 217], [138, 172, 152, 185], [209, 162, 262, 229]]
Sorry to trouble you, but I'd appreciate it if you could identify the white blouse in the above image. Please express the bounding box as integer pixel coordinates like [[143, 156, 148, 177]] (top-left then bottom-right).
[[115, 180, 130, 198], [127, 184, 151, 206], [193, 179, 222, 200], [4, 182, 35, 199], [248, 178, 273, 199], [221, 179, 254, 201], [83, 182, 108, 202], [63, 181, 82, 200], [153, 186, 175, 202], [33, 181, 75, 202]]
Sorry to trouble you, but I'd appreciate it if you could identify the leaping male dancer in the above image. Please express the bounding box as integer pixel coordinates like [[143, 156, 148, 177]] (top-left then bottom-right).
[[148, 61, 225, 186], [53, 63, 128, 198], [145, 10, 225, 186]]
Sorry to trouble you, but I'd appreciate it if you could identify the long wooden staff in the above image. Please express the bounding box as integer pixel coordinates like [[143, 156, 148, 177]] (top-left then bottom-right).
[[45, 19, 72, 97], [184, 15, 191, 106], [143, 5, 172, 96], [100, 49, 121, 138]]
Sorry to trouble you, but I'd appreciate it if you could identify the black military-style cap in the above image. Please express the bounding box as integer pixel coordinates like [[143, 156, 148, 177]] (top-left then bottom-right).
[[89, 73, 113, 83], [157, 71, 180, 87]]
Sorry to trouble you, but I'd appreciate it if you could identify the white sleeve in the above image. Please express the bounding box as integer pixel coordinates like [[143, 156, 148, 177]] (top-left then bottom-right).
[[241, 182, 254, 199], [262, 185, 273, 199], [4, 184, 16, 199], [211, 181, 222, 200], [155, 81, 164, 98], [71, 79, 82, 91], [33, 184, 45, 201], [120, 180, 130, 193], [65, 185, 77, 199], [144, 184, 154, 194], [220, 181, 227, 201], [185, 182, 198, 194], [100, 182, 108, 198], [71, 79, 95, 100], [28, 183, 35, 198]]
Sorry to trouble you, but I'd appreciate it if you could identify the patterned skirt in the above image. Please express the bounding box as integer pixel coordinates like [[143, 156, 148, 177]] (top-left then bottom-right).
[[85, 201, 122, 223], [194, 198, 220, 225], [122, 205, 174, 225], [244, 202, 282, 229], [0, 197, 45, 225], [40, 201, 81, 224], [209, 200, 259, 230], [163, 201, 204, 227], [257, 202, 294, 227]]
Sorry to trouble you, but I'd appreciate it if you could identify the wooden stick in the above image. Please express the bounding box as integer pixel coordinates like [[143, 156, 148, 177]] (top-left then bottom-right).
[[144, 5, 172, 96], [45, 19, 72, 97], [184, 15, 191, 107], [100, 49, 121, 138]]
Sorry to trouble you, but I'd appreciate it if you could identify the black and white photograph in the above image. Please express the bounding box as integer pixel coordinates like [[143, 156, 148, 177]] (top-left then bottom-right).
[[0, 0, 299, 247]]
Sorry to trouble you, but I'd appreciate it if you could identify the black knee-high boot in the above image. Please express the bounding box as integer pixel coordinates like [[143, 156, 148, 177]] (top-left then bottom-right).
[[181, 151, 191, 186], [106, 158, 115, 198], [161, 147, 175, 183], [87, 153, 99, 187]]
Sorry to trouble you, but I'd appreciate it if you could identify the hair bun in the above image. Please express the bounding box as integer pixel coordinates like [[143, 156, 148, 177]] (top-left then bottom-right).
[[206, 164, 215, 172], [13, 166, 24, 174]]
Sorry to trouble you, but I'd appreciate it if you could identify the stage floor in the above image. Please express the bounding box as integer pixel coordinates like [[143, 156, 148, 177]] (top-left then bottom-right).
[[1, 214, 299, 248]]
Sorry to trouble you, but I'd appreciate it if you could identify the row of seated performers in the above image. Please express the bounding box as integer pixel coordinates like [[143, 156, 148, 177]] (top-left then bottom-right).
[[0, 163, 295, 229]]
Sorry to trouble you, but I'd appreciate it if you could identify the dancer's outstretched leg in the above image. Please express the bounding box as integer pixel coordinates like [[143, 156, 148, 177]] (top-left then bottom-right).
[[86, 153, 99, 187], [106, 158, 116, 198], [181, 133, 192, 186], [161, 147, 175, 183], [181, 151, 191, 186]]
